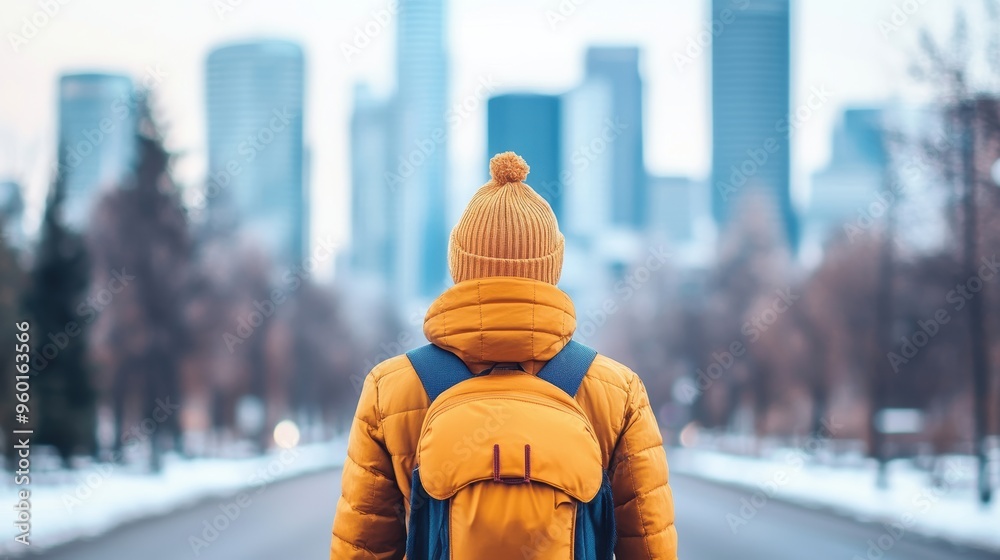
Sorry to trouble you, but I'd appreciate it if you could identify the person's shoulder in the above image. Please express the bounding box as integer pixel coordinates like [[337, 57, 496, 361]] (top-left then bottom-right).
[[582, 352, 639, 397], [366, 352, 429, 417], [368, 353, 415, 384]]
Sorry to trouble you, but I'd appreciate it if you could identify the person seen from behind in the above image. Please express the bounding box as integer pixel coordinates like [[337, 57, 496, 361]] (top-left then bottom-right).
[[331, 152, 678, 559]]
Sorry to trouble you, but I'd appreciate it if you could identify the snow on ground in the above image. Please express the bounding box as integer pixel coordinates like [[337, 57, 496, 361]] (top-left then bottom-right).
[[669, 446, 1000, 553], [5, 433, 997, 555], [0, 437, 348, 556]]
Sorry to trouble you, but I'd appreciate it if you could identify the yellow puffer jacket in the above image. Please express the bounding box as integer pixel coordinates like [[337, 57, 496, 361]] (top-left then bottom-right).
[[330, 277, 678, 559]]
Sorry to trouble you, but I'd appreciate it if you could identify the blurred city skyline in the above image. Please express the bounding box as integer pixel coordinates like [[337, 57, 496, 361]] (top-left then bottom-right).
[[2, 3, 1000, 556], [0, 0, 972, 265]]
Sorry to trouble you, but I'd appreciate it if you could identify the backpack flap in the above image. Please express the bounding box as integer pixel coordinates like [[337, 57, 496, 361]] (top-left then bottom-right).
[[416, 374, 604, 503]]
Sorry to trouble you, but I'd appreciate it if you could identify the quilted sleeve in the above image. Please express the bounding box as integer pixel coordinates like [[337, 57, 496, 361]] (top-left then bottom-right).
[[330, 372, 407, 559], [609, 372, 679, 559]]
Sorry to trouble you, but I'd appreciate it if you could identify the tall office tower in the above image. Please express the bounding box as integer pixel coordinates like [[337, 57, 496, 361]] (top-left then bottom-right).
[[393, 0, 448, 301], [711, 0, 796, 248], [57, 73, 136, 230], [487, 94, 563, 219], [558, 82, 614, 305], [0, 180, 25, 250], [584, 46, 646, 229], [808, 108, 886, 242], [349, 84, 394, 290], [206, 40, 306, 264], [561, 80, 614, 242]]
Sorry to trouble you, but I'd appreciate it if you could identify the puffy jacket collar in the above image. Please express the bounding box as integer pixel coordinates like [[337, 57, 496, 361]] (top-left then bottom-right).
[[423, 277, 577, 374]]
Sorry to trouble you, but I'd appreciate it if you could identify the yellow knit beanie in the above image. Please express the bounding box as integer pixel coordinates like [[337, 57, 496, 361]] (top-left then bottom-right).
[[449, 152, 565, 285]]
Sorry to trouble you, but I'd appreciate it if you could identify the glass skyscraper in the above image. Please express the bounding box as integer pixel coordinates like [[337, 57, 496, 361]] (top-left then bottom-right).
[[349, 84, 393, 289], [393, 0, 449, 301], [205, 40, 306, 264], [807, 108, 886, 243], [57, 73, 136, 231], [711, 0, 796, 248], [561, 79, 614, 242], [584, 46, 646, 230], [487, 94, 563, 220]]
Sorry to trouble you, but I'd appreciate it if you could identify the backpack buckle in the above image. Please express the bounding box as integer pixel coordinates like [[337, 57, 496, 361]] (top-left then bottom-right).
[[492, 444, 531, 485]]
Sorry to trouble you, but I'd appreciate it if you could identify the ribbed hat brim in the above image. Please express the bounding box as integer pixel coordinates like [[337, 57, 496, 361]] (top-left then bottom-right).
[[449, 232, 564, 285]]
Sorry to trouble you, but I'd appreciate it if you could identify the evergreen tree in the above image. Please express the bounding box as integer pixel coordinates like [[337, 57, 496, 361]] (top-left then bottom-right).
[[23, 159, 96, 466], [0, 217, 26, 464]]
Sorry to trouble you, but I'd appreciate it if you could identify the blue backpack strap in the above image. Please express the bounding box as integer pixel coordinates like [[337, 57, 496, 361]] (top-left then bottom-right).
[[406, 344, 473, 401], [537, 340, 598, 397]]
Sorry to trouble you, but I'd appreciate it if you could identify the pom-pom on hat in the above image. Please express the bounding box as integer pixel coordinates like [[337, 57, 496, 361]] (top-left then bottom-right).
[[448, 152, 565, 285]]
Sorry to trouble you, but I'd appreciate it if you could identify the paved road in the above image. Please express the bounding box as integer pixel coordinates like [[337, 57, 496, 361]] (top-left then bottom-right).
[[27, 469, 998, 560]]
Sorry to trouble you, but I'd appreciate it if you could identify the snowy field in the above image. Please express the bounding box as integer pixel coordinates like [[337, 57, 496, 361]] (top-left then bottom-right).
[[670, 446, 1000, 553], [1, 437, 348, 556]]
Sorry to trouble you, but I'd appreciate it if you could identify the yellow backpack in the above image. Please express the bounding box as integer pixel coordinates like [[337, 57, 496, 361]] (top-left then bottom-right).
[[404, 341, 615, 560]]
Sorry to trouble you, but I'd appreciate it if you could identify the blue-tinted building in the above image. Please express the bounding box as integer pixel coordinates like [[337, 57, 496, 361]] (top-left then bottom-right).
[[57, 73, 136, 230], [349, 84, 394, 289], [828, 108, 887, 168], [487, 94, 563, 219], [393, 0, 449, 301], [584, 46, 646, 230], [206, 40, 306, 263], [561, 80, 614, 242], [807, 108, 887, 243], [711, 0, 796, 247], [648, 175, 698, 244]]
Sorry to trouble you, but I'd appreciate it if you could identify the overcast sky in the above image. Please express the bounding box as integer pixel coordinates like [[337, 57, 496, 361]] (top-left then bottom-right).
[[0, 0, 970, 264]]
